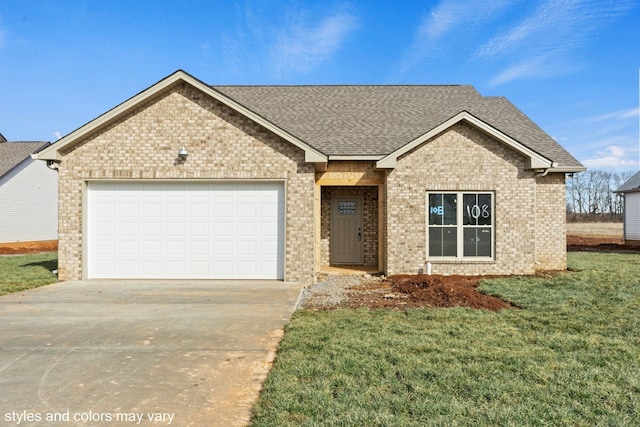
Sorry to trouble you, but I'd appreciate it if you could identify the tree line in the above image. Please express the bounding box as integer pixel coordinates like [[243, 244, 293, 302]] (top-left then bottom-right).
[[566, 170, 634, 222]]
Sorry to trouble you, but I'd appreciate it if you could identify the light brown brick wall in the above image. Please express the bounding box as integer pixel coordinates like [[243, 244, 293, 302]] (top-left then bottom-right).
[[385, 122, 566, 276], [56, 82, 315, 284], [535, 173, 567, 270]]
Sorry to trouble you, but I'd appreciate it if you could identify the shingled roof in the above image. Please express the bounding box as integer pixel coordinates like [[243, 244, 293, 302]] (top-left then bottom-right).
[[0, 140, 50, 178], [213, 85, 584, 170], [615, 171, 640, 193], [37, 70, 584, 172]]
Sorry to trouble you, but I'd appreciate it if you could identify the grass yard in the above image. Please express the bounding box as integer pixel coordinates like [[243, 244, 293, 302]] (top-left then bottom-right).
[[0, 252, 58, 296], [250, 251, 640, 426]]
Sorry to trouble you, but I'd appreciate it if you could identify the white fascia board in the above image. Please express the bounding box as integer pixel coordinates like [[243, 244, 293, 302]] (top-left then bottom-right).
[[328, 155, 385, 161], [377, 111, 554, 170], [36, 70, 327, 164]]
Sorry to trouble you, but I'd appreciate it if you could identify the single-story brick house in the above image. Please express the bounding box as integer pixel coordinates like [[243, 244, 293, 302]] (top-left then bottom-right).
[[614, 171, 640, 245], [37, 70, 585, 284], [0, 134, 58, 245]]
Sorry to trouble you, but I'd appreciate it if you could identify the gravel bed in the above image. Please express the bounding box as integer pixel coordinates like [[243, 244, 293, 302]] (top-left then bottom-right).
[[298, 273, 384, 309]]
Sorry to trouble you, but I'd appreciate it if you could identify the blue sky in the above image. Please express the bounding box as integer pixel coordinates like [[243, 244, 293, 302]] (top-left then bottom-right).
[[1, 0, 639, 172]]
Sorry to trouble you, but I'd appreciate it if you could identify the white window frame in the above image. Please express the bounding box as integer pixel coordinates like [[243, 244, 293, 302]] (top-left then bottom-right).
[[426, 191, 495, 261]]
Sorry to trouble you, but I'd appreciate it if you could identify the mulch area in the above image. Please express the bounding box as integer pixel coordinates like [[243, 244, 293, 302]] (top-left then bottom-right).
[[343, 274, 513, 311], [338, 236, 639, 311]]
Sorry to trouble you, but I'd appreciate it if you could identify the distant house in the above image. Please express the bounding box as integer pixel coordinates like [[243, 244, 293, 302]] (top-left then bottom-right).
[[0, 136, 58, 244], [615, 171, 640, 246]]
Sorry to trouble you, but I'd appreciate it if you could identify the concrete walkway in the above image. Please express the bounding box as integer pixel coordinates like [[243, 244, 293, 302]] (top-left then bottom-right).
[[0, 280, 304, 427]]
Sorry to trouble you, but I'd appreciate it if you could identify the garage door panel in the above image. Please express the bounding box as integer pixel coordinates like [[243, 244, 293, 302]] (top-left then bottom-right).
[[188, 240, 209, 255], [188, 222, 209, 237], [237, 240, 257, 254], [166, 204, 185, 217], [142, 261, 162, 275], [212, 241, 232, 254], [118, 241, 138, 255], [142, 222, 162, 236], [166, 222, 185, 236], [88, 181, 284, 279], [166, 241, 186, 255], [142, 241, 161, 255], [118, 222, 138, 236], [166, 261, 186, 275], [237, 223, 256, 236]]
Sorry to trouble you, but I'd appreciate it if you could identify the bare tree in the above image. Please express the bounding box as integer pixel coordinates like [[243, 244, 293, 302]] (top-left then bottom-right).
[[566, 170, 632, 220]]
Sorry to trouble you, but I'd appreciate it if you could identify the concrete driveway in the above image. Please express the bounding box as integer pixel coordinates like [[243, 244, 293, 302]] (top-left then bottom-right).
[[0, 280, 303, 427]]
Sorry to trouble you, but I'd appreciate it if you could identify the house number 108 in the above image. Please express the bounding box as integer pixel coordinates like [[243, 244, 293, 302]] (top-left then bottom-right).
[[466, 204, 490, 219]]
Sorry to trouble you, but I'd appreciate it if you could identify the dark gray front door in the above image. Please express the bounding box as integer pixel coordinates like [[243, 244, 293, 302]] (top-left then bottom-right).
[[331, 198, 363, 264]]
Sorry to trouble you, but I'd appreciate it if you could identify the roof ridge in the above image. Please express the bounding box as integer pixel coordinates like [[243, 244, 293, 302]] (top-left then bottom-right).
[[212, 84, 473, 88]]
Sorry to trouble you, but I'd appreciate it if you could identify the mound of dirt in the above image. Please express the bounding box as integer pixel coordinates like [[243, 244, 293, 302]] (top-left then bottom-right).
[[566, 235, 639, 252], [343, 274, 514, 311], [0, 240, 58, 254]]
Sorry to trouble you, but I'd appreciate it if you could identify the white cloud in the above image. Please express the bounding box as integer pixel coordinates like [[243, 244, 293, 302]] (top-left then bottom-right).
[[582, 145, 638, 169], [481, 0, 636, 86], [221, 3, 359, 79], [395, 0, 511, 75], [488, 57, 546, 87], [272, 11, 359, 76], [588, 107, 640, 122], [53, 131, 62, 140]]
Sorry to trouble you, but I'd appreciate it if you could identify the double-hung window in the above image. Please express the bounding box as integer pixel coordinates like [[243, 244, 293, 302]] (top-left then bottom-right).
[[427, 192, 494, 259]]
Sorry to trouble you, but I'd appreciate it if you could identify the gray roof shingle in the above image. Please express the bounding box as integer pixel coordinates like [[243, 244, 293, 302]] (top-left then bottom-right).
[[0, 141, 50, 178], [615, 171, 640, 193], [213, 85, 584, 169]]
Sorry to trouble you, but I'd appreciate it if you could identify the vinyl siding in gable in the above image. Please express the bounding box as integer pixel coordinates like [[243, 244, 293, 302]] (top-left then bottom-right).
[[0, 158, 58, 242]]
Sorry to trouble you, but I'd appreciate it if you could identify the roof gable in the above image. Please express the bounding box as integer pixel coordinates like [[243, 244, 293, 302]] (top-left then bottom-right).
[[615, 171, 640, 193], [36, 70, 326, 164], [376, 111, 555, 169], [0, 141, 49, 178]]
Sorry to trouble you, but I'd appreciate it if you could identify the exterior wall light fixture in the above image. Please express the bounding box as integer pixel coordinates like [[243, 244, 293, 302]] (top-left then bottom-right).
[[178, 147, 189, 160]]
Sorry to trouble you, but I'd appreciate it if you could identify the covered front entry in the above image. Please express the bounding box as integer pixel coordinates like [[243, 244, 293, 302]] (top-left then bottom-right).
[[314, 161, 386, 274], [320, 186, 380, 269]]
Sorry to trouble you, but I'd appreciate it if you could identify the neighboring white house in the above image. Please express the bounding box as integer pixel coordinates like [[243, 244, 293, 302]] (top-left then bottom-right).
[[0, 135, 58, 244], [615, 171, 640, 246]]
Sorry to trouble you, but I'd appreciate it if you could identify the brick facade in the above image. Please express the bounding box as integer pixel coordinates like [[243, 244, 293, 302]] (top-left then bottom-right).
[[55, 83, 567, 283], [534, 173, 567, 270], [386, 122, 566, 276], [56, 82, 315, 283]]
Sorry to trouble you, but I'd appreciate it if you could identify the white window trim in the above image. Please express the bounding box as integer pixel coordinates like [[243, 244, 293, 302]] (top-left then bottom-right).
[[426, 191, 495, 261]]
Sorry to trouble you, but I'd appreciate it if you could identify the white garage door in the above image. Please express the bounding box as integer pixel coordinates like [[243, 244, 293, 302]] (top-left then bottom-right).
[[87, 181, 284, 279]]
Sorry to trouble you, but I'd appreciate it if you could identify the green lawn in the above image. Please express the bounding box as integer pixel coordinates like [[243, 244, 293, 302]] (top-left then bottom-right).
[[0, 252, 58, 296], [250, 252, 640, 426]]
